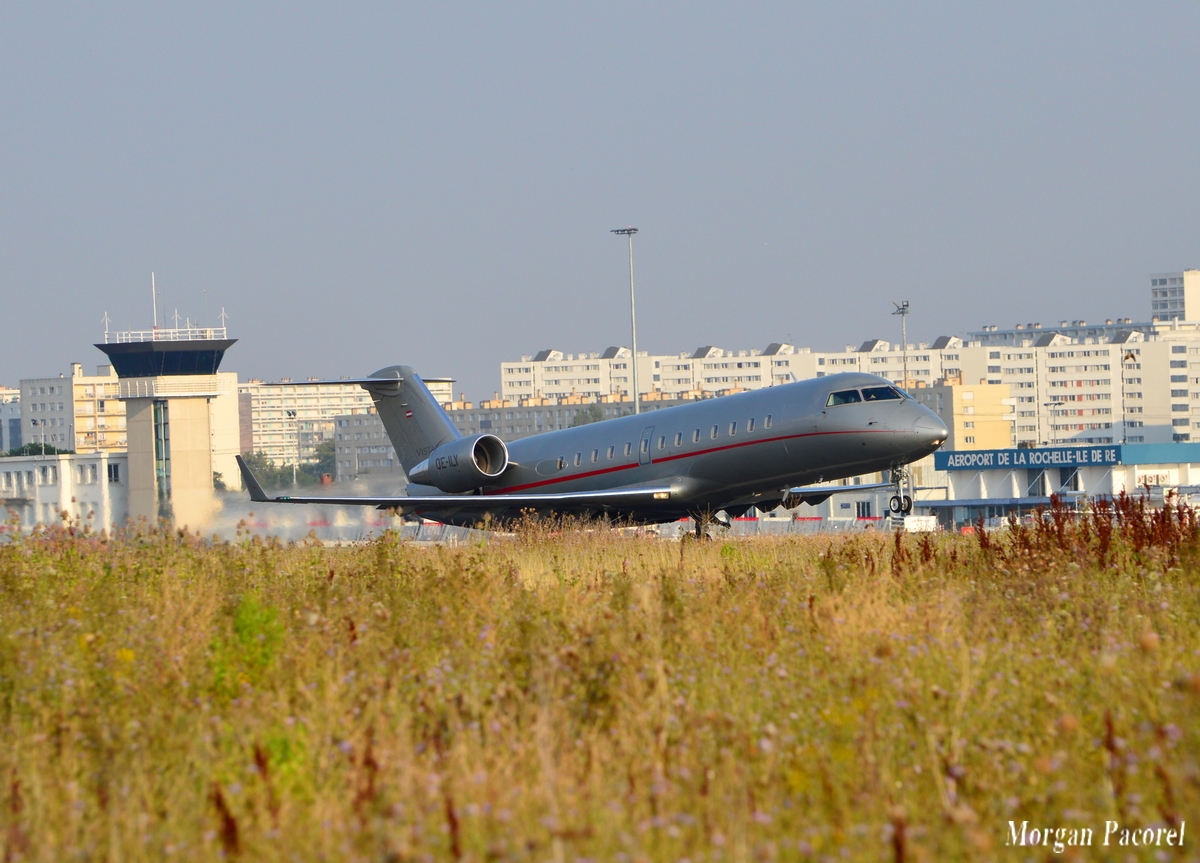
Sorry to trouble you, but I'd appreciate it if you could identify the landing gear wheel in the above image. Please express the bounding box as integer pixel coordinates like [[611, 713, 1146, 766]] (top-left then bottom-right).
[[889, 495, 903, 514], [901, 495, 913, 515]]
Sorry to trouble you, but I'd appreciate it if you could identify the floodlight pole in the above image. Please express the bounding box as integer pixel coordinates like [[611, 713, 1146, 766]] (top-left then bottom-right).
[[611, 227, 641, 414], [892, 301, 910, 390], [1121, 350, 1137, 444]]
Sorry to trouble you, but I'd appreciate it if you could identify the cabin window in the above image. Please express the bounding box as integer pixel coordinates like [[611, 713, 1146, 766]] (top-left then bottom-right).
[[658, 435, 665, 450], [747, 418, 755, 432], [640, 439, 649, 454], [862, 386, 903, 401], [591, 449, 598, 463], [711, 425, 719, 440], [674, 432, 683, 446], [607, 445, 615, 459], [765, 415, 772, 429], [729, 421, 737, 436], [693, 428, 700, 443], [624, 442, 632, 456], [826, 389, 862, 406], [574, 453, 582, 466]]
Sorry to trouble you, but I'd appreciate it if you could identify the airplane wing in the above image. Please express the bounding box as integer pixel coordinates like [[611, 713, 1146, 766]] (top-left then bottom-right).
[[783, 481, 895, 507], [235, 456, 671, 515]]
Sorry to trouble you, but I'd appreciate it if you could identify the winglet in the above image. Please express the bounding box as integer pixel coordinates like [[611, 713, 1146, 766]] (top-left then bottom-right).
[[235, 455, 270, 502]]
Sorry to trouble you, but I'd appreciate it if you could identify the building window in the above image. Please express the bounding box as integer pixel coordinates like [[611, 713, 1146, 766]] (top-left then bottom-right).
[[855, 501, 873, 519]]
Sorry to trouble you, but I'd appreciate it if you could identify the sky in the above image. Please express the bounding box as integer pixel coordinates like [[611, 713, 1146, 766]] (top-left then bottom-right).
[[2, 3, 1198, 399]]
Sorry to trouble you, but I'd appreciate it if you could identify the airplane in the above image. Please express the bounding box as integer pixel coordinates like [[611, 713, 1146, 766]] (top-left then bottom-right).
[[235, 366, 948, 534]]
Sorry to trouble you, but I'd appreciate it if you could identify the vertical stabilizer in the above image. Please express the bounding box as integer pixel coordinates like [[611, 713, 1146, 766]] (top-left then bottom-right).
[[361, 366, 461, 474]]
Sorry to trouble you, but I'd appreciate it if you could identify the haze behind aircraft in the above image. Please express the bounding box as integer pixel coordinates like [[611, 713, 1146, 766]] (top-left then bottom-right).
[[237, 367, 948, 532]]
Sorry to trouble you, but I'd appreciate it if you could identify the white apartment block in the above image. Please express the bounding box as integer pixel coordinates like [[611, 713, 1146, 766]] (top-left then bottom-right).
[[500, 329, 1200, 450], [19, 364, 128, 455], [501, 345, 790, 403], [1150, 270, 1200, 322], [501, 339, 970, 405], [240, 377, 454, 467], [239, 380, 375, 466]]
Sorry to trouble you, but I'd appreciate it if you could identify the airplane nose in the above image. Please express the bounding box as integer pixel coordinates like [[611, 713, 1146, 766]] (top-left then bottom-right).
[[912, 413, 949, 448]]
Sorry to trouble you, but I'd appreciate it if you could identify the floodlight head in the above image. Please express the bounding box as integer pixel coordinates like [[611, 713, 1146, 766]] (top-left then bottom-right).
[[611, 227, 639, 236], [892, 301, 910, 315]]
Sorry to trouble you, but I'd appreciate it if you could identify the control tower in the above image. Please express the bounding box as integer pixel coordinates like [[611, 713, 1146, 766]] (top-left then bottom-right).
[[96, 324, 240, 529]]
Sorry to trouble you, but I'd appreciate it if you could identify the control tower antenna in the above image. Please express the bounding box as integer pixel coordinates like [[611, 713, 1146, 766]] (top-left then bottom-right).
[[151, 272, 158, 329]]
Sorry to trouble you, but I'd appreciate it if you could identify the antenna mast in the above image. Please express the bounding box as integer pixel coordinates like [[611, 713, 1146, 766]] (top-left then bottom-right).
[[151, 272, 158, 329]]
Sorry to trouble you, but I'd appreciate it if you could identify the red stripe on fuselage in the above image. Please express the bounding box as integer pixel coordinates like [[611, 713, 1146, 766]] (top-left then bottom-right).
[[486, 461, 640, 495], [486, 428, 901, 496]]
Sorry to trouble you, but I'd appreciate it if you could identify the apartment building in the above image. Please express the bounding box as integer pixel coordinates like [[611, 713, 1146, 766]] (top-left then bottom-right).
[[19, 364, 128, 454], [501, 346, 777, 402], [1150, 270, 1200, 322], [244, 378, 454, 467], [913, 383, 1014, 450], [332, 410, 402, 481], [501, 337, 970, 404], [0, 388, 19, 452]]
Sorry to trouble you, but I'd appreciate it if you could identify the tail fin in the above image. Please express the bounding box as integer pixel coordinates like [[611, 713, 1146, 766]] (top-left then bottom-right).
[[361, 366, 461, 475]]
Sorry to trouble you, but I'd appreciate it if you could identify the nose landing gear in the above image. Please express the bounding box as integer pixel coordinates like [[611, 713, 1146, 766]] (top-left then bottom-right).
[[888, 465, 913, 517]]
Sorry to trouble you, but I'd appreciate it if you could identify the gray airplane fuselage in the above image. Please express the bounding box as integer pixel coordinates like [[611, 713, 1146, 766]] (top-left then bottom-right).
[[407, 372, 947, 524]]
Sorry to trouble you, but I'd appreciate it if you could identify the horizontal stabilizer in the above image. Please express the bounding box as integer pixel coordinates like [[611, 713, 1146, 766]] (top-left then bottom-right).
[[236, 455, 270, 502]]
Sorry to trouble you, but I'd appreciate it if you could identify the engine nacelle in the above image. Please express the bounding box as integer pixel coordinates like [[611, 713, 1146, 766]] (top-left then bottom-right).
[[407, 434, 509, 493]]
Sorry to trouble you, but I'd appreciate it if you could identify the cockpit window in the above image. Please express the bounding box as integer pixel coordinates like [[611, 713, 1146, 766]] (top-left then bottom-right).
[[826, 389, 862, 406], [862, 386, 904, 401]]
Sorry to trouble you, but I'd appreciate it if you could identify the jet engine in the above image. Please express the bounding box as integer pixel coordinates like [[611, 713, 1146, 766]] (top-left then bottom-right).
[[407, 434, 509, 493]]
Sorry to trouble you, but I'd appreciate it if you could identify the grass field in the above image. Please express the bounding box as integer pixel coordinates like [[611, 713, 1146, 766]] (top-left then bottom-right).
[[1, 502, 1198, 862]]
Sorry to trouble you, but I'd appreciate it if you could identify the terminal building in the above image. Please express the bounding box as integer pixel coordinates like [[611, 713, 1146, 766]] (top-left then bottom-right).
[[920, 442, 1200, 527]]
